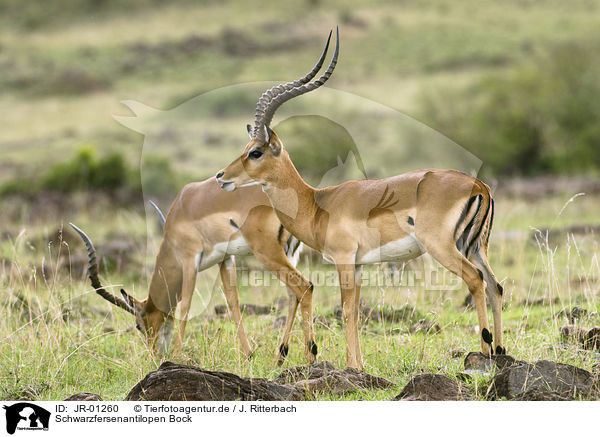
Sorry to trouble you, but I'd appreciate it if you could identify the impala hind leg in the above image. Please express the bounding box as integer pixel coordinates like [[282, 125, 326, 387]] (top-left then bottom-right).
[[219, 257, 253, 359], [471, 250, 505, 354], [172, 257, 198, 356], [419, 238, 493, 355]]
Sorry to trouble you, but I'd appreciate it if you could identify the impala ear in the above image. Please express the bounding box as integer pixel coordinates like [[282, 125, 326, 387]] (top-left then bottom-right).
[[263, 125, 271, 143], [267, 127, 281, 156], [247, 124, 252, 138]]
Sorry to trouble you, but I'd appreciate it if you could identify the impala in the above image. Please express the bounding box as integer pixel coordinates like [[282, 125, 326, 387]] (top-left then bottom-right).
[[216, 28, 505, 370], [71, 173, 318, 364]]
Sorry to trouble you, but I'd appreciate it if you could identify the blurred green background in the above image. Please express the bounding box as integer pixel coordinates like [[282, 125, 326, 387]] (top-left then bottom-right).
[[2, 0, 600, 203]]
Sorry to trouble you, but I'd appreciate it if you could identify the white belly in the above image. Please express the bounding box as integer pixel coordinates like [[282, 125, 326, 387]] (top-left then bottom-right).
[[196, 237, 252, 271], [357, 233, 425, 264]]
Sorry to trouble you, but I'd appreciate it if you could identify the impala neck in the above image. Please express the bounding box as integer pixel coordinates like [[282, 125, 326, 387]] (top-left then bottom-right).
[[262, 155, 322, 250]]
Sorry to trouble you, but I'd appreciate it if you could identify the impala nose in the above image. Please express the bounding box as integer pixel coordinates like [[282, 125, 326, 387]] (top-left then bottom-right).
[[216, 171, 224, 180]]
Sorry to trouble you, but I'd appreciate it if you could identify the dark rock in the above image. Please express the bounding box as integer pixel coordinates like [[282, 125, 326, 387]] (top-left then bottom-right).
[[272, 315, 286, 329], [450, 348, 467, 358], [491, 360, 595, 400], [333, 301, 422, 324], [409, 318, 441, 334], [275, 361, 337, 385], [524, 296, 560, 306], [65, 393, 103, 401], [275, 361, 394, 396], [463, 293, 474, 309], [394, 374, 472, 401], [557, 307, 589, 323], [314, 314, 333, 327], [585, 327, 600, 350], [511, 390, 574, 401], [215, 303, 271, 316], [464, 352, 522, 373], [560, 325, 588, 343], [560, 325, 600, 350], [126, 361, 303, 401]]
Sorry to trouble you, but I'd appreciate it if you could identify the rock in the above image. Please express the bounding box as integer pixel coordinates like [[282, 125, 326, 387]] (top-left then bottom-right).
[[560, 325, 588, 343], [275, 361, 394, 396], [450, 348, 467, 358], [560, 325, 600, 350], [511, 390, 574, 401], [524, 296, 560, 306], [65, 393, 103, 401], [409, 318, 441, 334], [585, 327, 600, 350], [126, 361, 303, 401], [394, 374, 472, 401], [214, 303, 271, 316], [557, 307, 589, 323], [463, 293, 474, 309], [314, 314, 333, 327], [332, 302, 422, 324], [464, 352, 522, 373], [272, 315, 287, 329], [491, 360, 595, 400], [275, 361, 337, 384]]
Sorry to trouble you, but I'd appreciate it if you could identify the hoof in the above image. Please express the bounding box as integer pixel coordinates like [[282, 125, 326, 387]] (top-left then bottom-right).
[[276, 343, 288, 366], [307, 340, 318, 356]]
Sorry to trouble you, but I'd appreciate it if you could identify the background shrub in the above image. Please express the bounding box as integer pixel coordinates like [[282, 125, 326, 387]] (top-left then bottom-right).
[[420, 42, 600, 176]]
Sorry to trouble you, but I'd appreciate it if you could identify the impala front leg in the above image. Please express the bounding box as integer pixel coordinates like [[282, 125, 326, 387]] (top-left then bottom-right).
[[275, 286, 299, 365], [172, 257, 197, 356]]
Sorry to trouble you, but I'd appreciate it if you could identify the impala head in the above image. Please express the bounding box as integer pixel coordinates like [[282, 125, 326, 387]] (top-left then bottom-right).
[[69, 223, 167, 352], [216, 27, 339, 190]]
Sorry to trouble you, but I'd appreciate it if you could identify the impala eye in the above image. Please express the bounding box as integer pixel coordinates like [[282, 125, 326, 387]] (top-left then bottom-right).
[[249, 149, 263, 160], [135, 322, 142, 332]]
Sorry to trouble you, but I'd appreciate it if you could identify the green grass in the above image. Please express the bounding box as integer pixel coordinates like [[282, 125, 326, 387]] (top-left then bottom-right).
[[1, 191, 599, 400]]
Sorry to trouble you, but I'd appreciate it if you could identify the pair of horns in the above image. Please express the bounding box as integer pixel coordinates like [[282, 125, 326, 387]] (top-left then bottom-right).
[[250, 27, 340, 143]]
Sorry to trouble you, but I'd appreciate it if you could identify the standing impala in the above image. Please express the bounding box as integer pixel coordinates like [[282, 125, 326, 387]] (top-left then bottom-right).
[[216, 28, 505, 370]]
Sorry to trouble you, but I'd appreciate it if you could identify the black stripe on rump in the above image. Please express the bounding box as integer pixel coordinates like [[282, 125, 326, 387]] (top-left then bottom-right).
[[455, 194, 482, 255], [466, 196, 491, 257]]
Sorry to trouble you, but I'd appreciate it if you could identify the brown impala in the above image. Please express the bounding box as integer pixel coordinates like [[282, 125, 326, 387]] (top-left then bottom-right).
[[216, 28, 505, 370]]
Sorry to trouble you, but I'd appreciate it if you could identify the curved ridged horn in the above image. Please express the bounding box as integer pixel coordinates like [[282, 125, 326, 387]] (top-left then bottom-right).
[[252, 30, 332, 134], [69, 223, 136, 315], [149, 200, 166, 232], [252, 27, 339, 143]]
